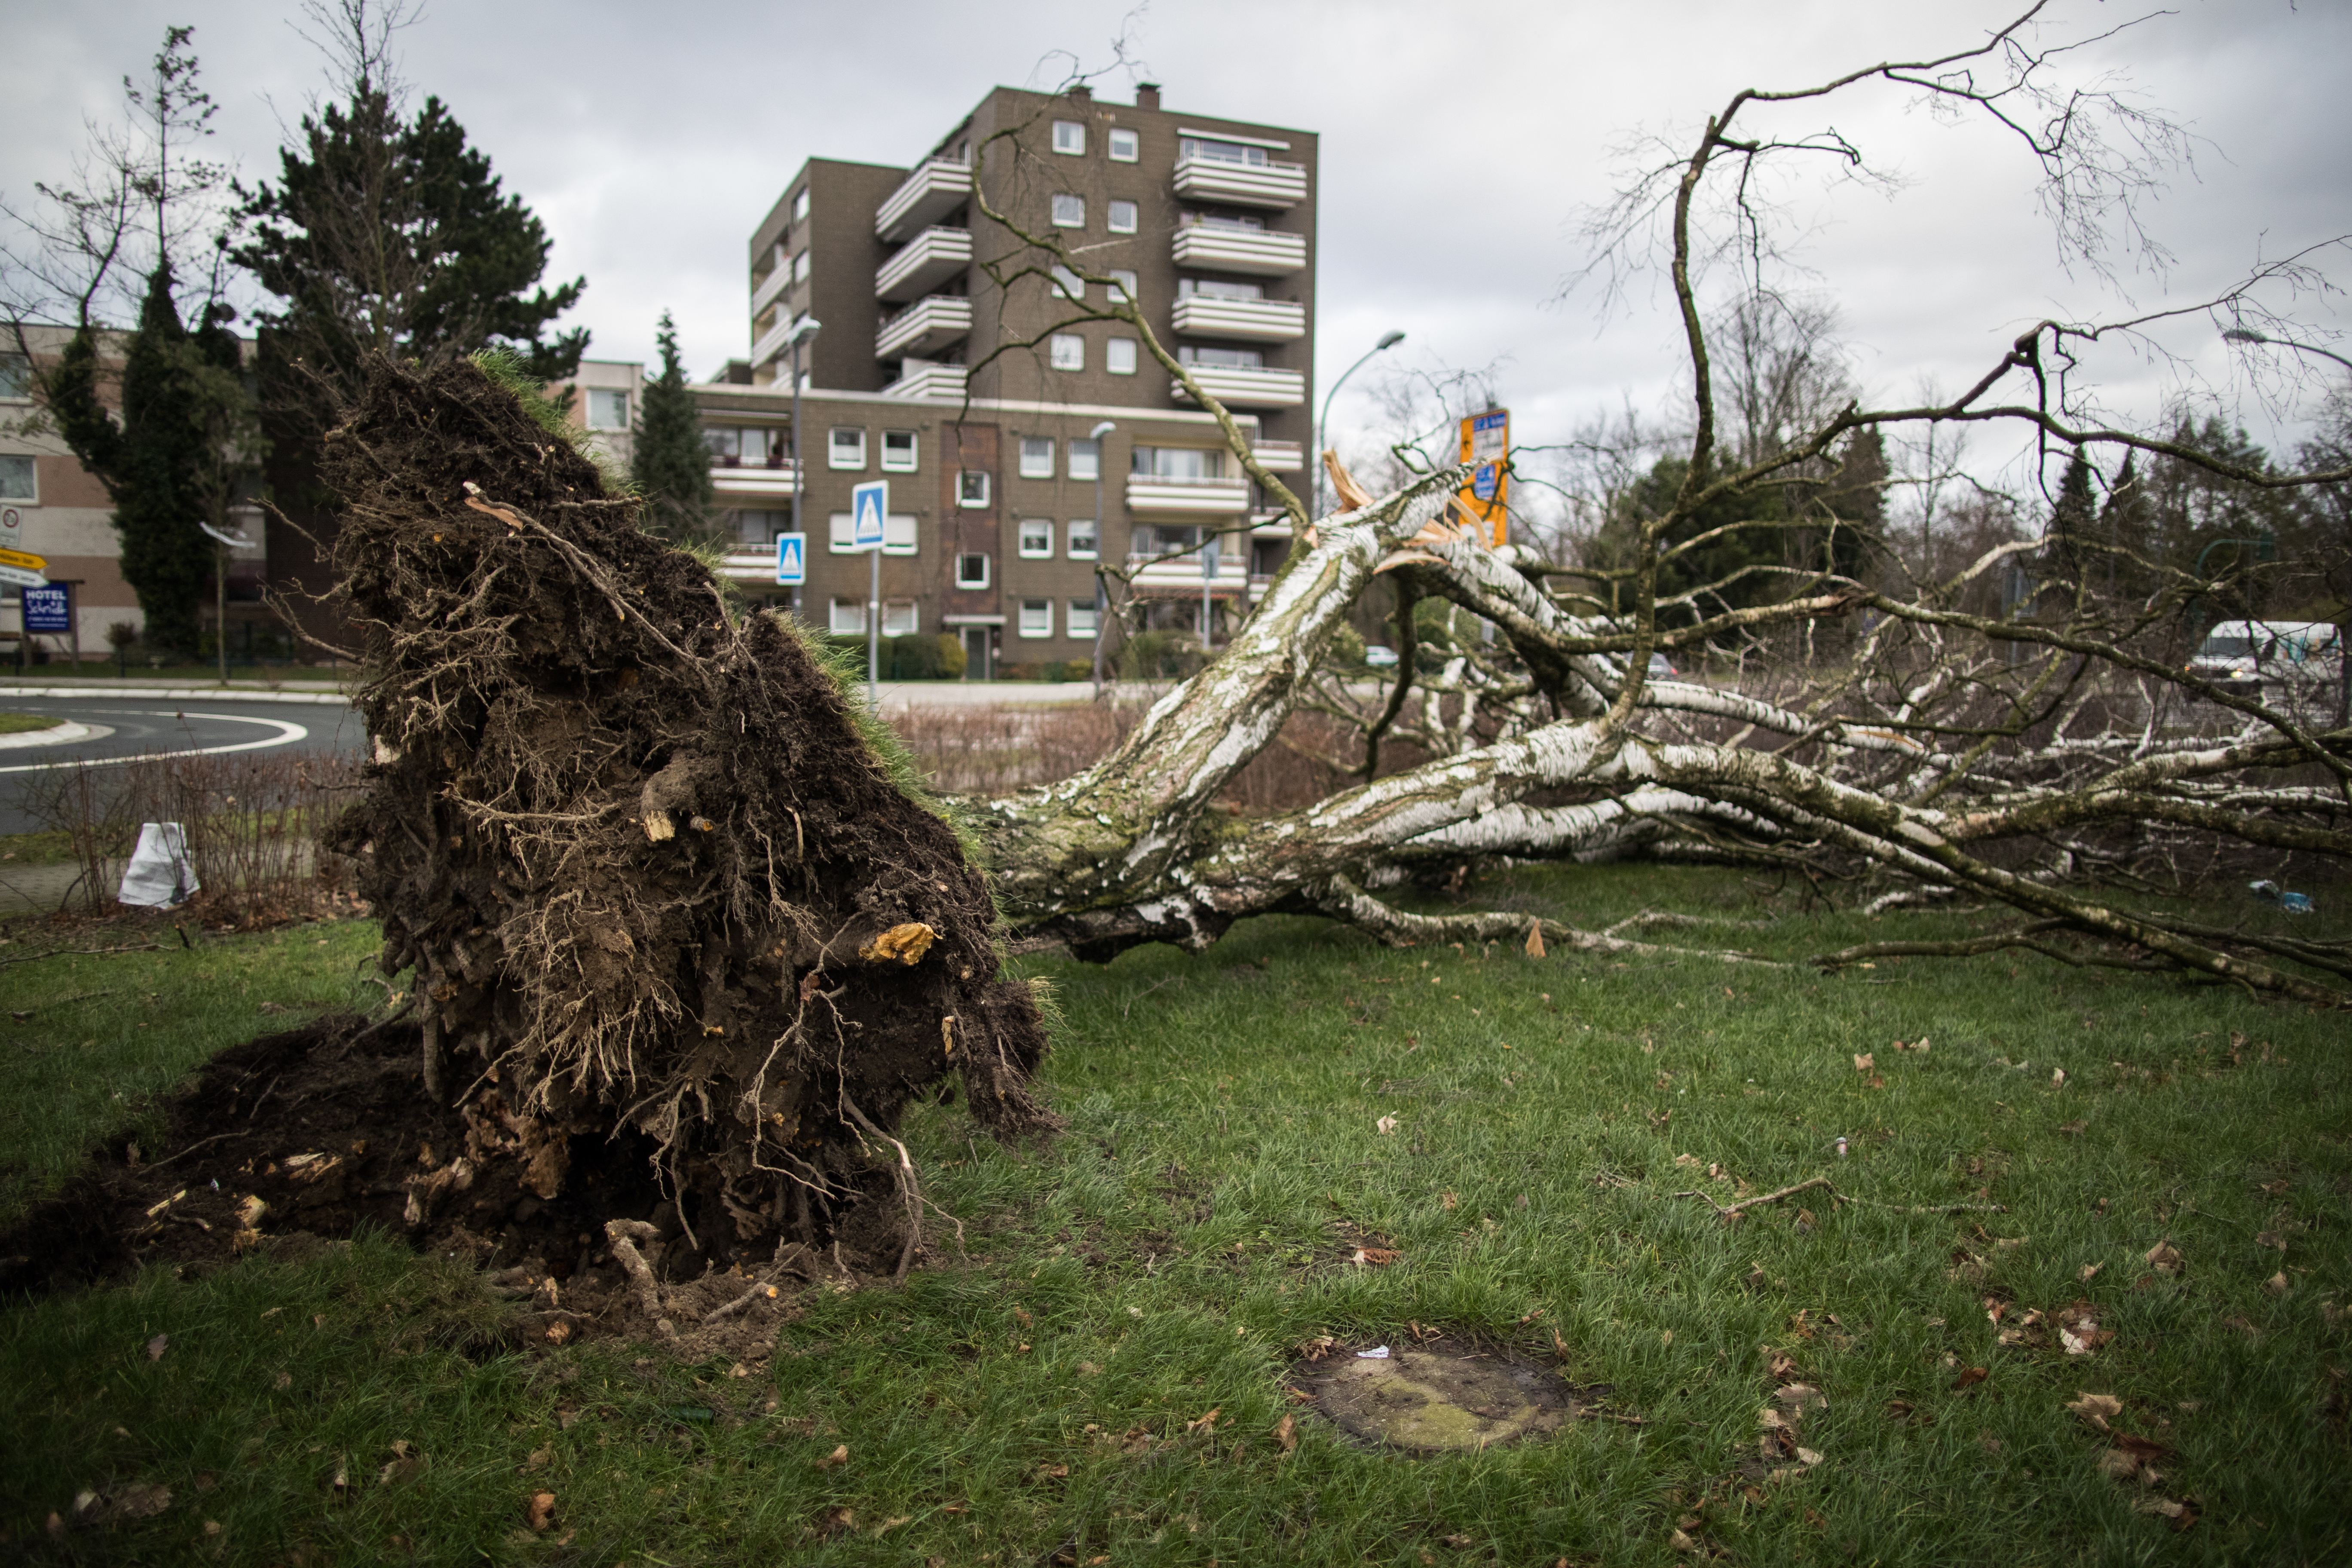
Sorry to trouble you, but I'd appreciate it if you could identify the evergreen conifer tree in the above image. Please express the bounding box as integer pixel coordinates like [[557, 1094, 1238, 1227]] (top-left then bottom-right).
[[630, 311, 714, 541], [2098, 451, 2157, 604], [2045, 446, 2098, 585]]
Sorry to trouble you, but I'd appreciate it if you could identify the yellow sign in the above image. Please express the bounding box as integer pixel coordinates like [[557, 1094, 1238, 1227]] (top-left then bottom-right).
[[1457, 408, 1509, 546], [0, 545, 45, 572]]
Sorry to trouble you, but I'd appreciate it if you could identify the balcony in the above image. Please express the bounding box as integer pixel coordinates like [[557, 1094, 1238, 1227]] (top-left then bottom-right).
[[1170, 294, 1305, 342], [1172, 365, 1307, 409], [708, 457, 801, 499], [1171, 224, 1306, 277], [881, 361, 967, 400], [876, 296, 973, 359], [876, 159, 972, 244], [1126, 551, 1250, 599], [717, 546, 788, 583], [1251, 440, 1305, 473], [750, 260, 793, 319], [1173, 154, 1308, 210], [750, 311, 804, 370], [1126, 473, 1252, 516], [876, 226, 972, 302]]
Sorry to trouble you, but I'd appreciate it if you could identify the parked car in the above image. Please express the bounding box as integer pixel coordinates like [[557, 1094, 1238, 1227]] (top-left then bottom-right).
[[1363, 645, 1400, 669], [2187, 620, 2342, 699]]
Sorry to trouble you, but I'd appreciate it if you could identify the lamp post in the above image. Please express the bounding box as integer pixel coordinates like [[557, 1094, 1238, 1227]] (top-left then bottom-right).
[[785, 315, 822, 617], [1314, 329, 1405, 521], [1087, 419, 1115, 692], [2223, 326, 2352, 375]]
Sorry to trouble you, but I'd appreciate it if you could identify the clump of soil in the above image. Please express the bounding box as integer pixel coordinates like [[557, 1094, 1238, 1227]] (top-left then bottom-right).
[[1289, 1336, 1581, 1453], [0, 1015, 861, 1356], [309, 355, 1054, 1263]]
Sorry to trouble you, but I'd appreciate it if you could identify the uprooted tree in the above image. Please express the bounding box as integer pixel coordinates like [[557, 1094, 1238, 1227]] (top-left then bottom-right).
[[322, 6, 2349, 1280]]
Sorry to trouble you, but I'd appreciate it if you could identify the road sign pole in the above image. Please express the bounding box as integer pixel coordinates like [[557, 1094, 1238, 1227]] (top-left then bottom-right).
[[848, 479, 890, 711]]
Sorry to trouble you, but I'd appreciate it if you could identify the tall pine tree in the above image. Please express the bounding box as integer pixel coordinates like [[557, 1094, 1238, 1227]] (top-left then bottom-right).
[[631, 311, 714, 541], [2044, 447, 2098, 588]]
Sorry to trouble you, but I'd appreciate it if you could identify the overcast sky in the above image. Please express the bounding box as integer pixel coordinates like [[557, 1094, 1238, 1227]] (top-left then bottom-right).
[[6, 0, 2348, 497]]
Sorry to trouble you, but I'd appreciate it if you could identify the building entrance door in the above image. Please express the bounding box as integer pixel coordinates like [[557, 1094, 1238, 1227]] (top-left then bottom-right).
[[961, 626, 993, 681]]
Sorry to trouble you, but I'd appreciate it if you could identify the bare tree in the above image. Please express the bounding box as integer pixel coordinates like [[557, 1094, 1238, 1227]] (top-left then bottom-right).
[[917, 9, 2352, 1004]]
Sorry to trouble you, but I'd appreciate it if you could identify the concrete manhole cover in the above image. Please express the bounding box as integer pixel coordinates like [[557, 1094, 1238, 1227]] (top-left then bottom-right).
[[1290, 1338, 1577, 1453]]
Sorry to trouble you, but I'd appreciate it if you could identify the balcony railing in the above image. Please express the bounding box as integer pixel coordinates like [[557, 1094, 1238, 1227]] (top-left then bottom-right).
[[1125, 473, 1252, 516], [750, 312, 804, 370], [1170, 224, 1306, 277], [1172, 155, 1308, 210], [1251, 440, 1305, 473], [708, 457, 801, 497], [1125, 551, 1250, 598], [876, 159, 972, 244], [1172, 364, 1307, 409], [750, 260, 793, 319], [880, 361, 968, 400], [1170, 295, 1305, 343], [717, 545, 789, 582], [876, 295, 973, 359], [876, 226, 972, 302]]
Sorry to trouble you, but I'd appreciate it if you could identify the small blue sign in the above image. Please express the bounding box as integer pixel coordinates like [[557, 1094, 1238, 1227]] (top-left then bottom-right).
[[1472, 464, 1500, 502], [851, 480, 888, 550], [21, 583, 70, 633], [774, 532, 806, 586]]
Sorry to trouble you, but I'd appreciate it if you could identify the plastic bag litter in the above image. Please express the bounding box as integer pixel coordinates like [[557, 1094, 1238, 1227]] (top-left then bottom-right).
[[2249, 879, 2315, 915], [117, 822, 199, 908], [1355, 1345, 1391, 1359]]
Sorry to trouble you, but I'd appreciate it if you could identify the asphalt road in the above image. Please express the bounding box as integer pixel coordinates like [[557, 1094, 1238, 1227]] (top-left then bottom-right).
[[0, 693, 364, 837]]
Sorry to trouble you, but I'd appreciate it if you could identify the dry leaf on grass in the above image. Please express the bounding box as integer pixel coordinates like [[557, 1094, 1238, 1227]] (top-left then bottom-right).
[[1274, 1413, 1297, 1453], [144, 1334, 167, 1362], [2079, 1262, 2104, 1282], [1375, 1115, 1399, 1136], [2059, 1119, 2087, 1135], [2067, 1392, 2123, 1430], [817, 1506, 856, 1538], [2255, 1230, 2285, 1251], [1775, 1384, 1828, 1414], [1853, 1053, 1874, 1072], [109, 1484, 172, 1521], [1351, 1246, 1403, 1267], [524, 1492, 556, 1531], [2058, 1302, 2112, 1356], [1951, 1366, 1989, 1390], [2144, 1240, 2183, 1276], [1185, 1408, 1221, 1433], [816, 1444, 849, 1470], [2264, 1271, 2290, 1295]]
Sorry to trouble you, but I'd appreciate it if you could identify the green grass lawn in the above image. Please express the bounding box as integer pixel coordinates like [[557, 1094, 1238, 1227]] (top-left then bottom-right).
[[1, 866, 2345, 1565]]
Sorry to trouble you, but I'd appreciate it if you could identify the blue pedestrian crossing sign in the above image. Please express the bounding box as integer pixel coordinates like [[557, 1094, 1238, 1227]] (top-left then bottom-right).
[[773, 532, 806, 585], [850, 479, 888, 550]]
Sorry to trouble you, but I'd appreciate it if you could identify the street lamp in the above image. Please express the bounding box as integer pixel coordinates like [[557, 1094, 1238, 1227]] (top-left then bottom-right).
[[1314, 329, 1405, 520], [2222, 326, 2352, 375], [785, 315, 821, 617], [1087, 419, 1115, 692], [199, 520, 254, 686]]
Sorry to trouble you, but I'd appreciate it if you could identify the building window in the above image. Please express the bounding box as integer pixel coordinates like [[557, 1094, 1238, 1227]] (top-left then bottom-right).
[[1052, 120, 1086, 156], [583, 388, 628, 430], [1179, 276, 1263, 300], [830, 428, 867, 469], [703, 426, 741, 463], [1132, 446, 1224, 480], [792, 187, 810, 223], [0, 353, 30, 400], [1067, 517, 1099, 559], [829, 597, 864, 635], [1067, 439, 1101, 482], [1107, 199, 1138, 234], [735, 426, 772, 464], [1180, 136, 1271, 167], [1018, 437, 1055, 478], [1178, 344, 1265, 369], [1106, 338, 1138, 375], [1108, 269, 1138, 303], [0, 455, 34, 502], [830, 512, 920, 555], [882, 429, 918, 471], [1051, 193, 1085, 228], [1049, 334, 1085, 372], [1018, 518, 1054, 557], [1050, 264, 1084, 300], [958, 470, 990, 508], [1018, 598, 1054, 638], [735, 508, 785, 545], [881, 600, 919, 637], [956, 552, 991, 589], [1068, 597, 1100, 637], [1108, 128, 1139, 163]]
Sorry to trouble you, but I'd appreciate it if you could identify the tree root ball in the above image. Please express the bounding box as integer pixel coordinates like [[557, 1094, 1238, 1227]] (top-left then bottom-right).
[[317, 355, 1057, 1266]]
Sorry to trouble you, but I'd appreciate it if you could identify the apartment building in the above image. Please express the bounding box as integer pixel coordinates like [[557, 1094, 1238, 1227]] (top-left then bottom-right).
[[0, 326, 270, 662], [699, 81, 1318, 676]]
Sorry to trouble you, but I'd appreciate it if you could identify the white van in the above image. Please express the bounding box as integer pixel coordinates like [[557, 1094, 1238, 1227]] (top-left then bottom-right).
[[2186, 620, 2343, 699]]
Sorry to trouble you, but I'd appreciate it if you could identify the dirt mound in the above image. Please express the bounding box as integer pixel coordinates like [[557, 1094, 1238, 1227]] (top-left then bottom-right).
[[310, 355, 1054, 1262], [0, 1015, 861, 1355]]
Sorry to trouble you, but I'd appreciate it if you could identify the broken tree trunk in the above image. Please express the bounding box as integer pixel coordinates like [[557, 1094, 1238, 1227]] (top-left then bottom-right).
[[320, 356, 1056, 1265]]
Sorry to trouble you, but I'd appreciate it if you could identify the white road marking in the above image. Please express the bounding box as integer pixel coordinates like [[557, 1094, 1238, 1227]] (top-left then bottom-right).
[[0, 710, 311, 774]]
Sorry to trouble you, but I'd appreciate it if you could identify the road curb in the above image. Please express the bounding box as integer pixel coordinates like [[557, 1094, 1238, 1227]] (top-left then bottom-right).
[[0, 686, 353, 706], [0, 720, 95, 750]]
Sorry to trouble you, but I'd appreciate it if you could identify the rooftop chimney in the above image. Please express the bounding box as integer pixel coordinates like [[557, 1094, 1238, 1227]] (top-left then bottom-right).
[[1136, 82, 1161, 110], [1069, 83, 1093, 101]]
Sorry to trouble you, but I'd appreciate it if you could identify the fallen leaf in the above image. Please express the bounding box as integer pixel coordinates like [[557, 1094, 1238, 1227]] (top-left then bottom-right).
[[1669, 1527, 1702, 1553], [1441, 1191, 1458, 1210], [1441, 1533, 1473, 1548], [1036, 1463, 1069, 1479], [1352, 1246, 1402, 1267], [2059, 1119, 2087, 1136], [2096, 1447, 2143, 1481], [1375, 1115, 1399, 1136], [145, 1334, 167, 1362], [2052, 1068, 2067, 1088], [521, 1446, 550, 1472], [817, 1506, 856, 1538], [2079, 1262, 2104, 1282], [272, 1371, 292, 1391], [2263, 1271, 2290, 1295], [544, 1320, 571, 1345], [1775, 1383, 1828, 1414], [1185, 1408, 1221, 1433], [110, 1483, 171, 1520], [1853, 1053, 1874, 1072], [1796, 1446, 1824, 1466], [1951, 1366, 1989, 1390], [2144, 1240, 2183, 1276], [1274, 1413, 1296, 1453], [817, 1444, 849, 1470], [2255, 1230, 2285, 1251]]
